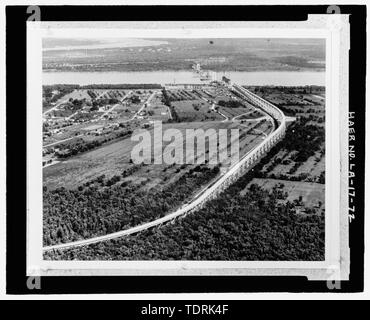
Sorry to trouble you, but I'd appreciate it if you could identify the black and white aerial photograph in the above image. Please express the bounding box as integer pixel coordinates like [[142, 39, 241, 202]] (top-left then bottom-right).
[[41, 32, 327, 262], [3, 1, 367, 299]]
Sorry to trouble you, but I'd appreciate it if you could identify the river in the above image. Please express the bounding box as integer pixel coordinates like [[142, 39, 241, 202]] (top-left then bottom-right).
[[43, 70, 325, 86]]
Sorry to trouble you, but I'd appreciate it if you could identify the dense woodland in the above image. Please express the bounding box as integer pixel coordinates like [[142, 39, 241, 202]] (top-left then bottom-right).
[[43, 165, 220, 246]]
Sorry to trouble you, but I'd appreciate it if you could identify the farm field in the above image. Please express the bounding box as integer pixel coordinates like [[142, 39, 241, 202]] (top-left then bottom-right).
[[60, 89, 132, 102], [60, 89, 92, 101], [215, 94, 256, 110], [46, 89, 106, 106], [43, 120, 271, 190], [166, 87, 267, 122], [172, 99, 224, 122], [294, 152, 325, 177], [260, 141, 325, 183], [166, 89, 201, 101], [165, 88, 223, 122], [237, 110, 265, 120], [94, 89, 131, 100], [109, 104, 134, 121], [219, 106, 263, 120], [245, 178, 325, 214]]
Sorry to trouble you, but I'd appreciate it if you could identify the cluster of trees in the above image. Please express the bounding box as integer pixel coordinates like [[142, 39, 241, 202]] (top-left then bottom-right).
[[43, 85, 78, 105], [86, 90, 98, 99], [217, 100, 244, 109], [257, 172, 323, 184], [166, 90, 195, 102], [50, 98, 88, 117], [191, 90, 204, 99], [248, 85, 325, 95], [318, 171, 325, 184], [121, 164, 145, 178], [92, 98, 120, 108], [129, 95, 141, 104], [45, 168, 324, 261], [255, 118, 325, 183], [56, 138, 104, 158], [278, 106, 300, 116], [77, 169, 142, 190], [162, 89, 221, 122], [192, 103, 201, 111], [72, 112, 94, 122], [68, 98, 85, 108], [56, 129, 133, 159], [162, 89, 180, 122], [173, 110, 221, 123], [43, 165, 220, 246], [282, 118, 325, 163], [276, 106, 324, 118], [90, 105, 99, 111]]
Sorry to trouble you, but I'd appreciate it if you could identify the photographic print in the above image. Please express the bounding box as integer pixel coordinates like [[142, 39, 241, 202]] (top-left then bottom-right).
[[25, 18, 350, 279]]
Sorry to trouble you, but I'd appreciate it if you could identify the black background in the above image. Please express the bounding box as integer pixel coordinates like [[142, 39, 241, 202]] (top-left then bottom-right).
[[6, 5, 366, 295]]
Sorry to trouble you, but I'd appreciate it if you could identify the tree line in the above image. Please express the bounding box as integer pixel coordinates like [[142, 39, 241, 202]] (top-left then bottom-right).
[[45, 175, 324, 261]]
